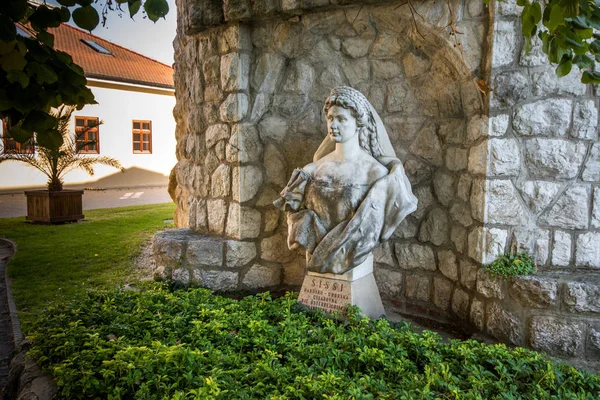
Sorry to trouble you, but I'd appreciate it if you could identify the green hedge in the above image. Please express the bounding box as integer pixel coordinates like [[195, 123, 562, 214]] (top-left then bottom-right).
[[29, 284, 599, 399]]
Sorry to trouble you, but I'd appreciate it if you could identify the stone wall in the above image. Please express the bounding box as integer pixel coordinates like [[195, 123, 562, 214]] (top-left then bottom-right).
[[162, 0, 491, 294], [159, 0, 600, 366], [460, 0, 600, 368]]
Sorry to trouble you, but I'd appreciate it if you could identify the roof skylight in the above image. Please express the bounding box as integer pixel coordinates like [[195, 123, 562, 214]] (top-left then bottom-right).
[[81, 39, 113, 55]]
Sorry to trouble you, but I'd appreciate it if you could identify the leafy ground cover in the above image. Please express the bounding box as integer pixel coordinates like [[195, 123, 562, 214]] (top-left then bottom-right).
[[0, 203, 175, 331], [30, 284, 600, 400], [484, 253, 537, 279]]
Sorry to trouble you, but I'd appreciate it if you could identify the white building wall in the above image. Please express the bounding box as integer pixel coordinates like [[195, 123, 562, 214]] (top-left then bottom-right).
[[0, 83, 176, 191]]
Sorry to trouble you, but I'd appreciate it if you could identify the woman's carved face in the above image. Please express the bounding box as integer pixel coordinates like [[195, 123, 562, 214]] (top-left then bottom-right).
[[326, 105, 357, 144]]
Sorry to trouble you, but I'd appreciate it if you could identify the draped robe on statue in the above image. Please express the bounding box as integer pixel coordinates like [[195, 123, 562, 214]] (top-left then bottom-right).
[[274, 92, 418, 275]]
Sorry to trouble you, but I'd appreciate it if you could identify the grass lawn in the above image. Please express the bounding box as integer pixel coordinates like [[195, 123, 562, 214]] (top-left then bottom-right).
[[0, 203, 175, 332]]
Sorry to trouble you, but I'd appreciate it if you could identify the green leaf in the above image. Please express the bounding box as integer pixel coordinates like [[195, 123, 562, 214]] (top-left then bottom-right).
[[0, 14, 17, 42], [7, 69, 30, 88], [590, 40, 600, 54], [530, 2, 542, 22], [556, 59, 572, 77], [0, 48, 27, 72], [546, 4, 565, 31], [144, 0, 169, 22], [22, 110, 56, 133], [37, 31, 54, 47], [0, 89, 10, 111], [36, 128, 63, 150], [581, 70, 600, 84], [0, 40, 17, 56], [516, 0, 528, 6], [29, 62, 59, 84], [7, 121, 33, 143], [574, 28, 594, 40], [72, 6, 100, 32], [573, 54, 594, 68], [128, 0, 142, 18]]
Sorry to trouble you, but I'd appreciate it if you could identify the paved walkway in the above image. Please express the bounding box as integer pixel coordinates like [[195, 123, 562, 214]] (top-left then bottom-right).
[[0, 186, 173, 218]]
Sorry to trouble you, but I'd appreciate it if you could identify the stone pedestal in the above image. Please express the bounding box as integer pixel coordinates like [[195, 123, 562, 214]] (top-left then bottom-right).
[[297, 254, 386, 319]]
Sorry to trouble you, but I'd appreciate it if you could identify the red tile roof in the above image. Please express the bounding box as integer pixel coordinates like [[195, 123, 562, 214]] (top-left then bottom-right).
[[26, 23, 174, 89]]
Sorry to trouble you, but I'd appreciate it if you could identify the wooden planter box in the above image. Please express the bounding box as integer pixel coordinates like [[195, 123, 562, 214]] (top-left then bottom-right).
[[24, 190, 84, 223]]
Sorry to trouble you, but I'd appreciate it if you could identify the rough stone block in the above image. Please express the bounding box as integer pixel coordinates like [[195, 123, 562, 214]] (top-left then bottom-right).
[[232, 165, 263, 203], [220, 93, 249, 122], [459, 259, 478, 290], [258, 115, 288, 143], [450, 202, 473, 228], [418, 208, 449, 246], [283, 257, 305, 286], [564, 281, 600, 313], [445, 147, 468, 171], [451, 225, 467, 253], [593, 187, 600, 228], [509, 276, 558, 308], [575, 232, 600, 268], [476, 269, 505, 299], [153, 229, 188, 267], [510, 228, 550, 266], [438, 250, 458, 281], [405, 274, 431, 302], [468, 226, 508, 265], [587, 326, 600, 360], [470, 299, 485, 331], [225, 203, 262, 239], [519, 33, 547, 67], [252, 53, 286, 94], [207, 199, 228, 234], [457, 174, 472, 202], [409, 124, 444, 167], [412, 185, 435, 220], [226, 124, 263, 163], [485, 180, 528, 226], [223, 0, 252, 22], [524, 138, 587, 180], [469, 138, 521, 176], [186, 236, 224, 268], [373, 242, 396, 268], [264, 143, 288, 187], [433, 171, 455, 206], [283, 60, 315, 94], [451, 288, 470, 320], [516, 180, 562, 215], [489, 114, 509, 136], [466, 114, 488, 143], [531, 66, 586, 97], [243, 264, 281, 288], [371, 59, 403, 81], [583, 143, 600, 182], [571, 101, 598, 141], [529, 316, 584, 357], [395, 243, 436, 270], [486, 302, 521, 345], [172, 268, 190, 286], [219, 23, 252, 52], [206, 124, 230, 148], [341, 36, 373, 58], [202, 270, 239, 291], [513, 99, 572, 137], [261, 231, 296, 263], [220, 53, 250, 91], [225, 240, 256, 267], [433, 276, 453, 311], [539, 186, 590, 230], [552, 230, 572, 267], [492, 20, 517, 67], [491, 70, 530, 108], [374, 267, 403, 298], [211, 164, 231, 198]]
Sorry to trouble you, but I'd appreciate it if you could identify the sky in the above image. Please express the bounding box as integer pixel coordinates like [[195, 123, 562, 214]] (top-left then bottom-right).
[[47, 0, 177, 65]]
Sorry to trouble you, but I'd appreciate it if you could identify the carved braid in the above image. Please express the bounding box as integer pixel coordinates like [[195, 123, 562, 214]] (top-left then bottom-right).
[[324, 86, 384, 157]]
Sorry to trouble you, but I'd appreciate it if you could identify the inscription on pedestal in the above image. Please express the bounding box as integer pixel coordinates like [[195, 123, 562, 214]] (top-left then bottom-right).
[[297, 275, 351, 313]]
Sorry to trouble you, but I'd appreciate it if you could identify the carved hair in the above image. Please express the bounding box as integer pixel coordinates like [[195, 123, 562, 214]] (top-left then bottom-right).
[[323, 86, 384, 158]]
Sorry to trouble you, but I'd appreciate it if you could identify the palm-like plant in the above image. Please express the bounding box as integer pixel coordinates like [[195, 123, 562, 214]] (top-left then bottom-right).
[[0, 105, 123, 191]]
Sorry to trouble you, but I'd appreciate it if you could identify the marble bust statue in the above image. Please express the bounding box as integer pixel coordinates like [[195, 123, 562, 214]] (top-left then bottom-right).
[[275, 86, 418, 275]]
